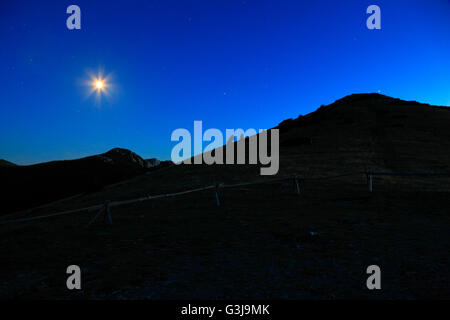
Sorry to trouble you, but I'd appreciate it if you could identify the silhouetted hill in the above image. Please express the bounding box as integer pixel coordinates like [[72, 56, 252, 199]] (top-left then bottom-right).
[[276, 93, 450, 174], [0, 148, 162, 214], [3, 94, 450, 299], [0, 159, 17, 167], [190, 93, 450, 178], [4, 93, 449, 216]]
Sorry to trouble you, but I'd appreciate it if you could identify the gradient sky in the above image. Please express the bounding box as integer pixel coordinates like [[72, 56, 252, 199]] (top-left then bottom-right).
[[1, 0, 450, 165]]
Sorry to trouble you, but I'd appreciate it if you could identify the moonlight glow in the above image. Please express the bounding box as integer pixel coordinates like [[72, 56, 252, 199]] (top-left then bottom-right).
[[83, 69, 114, 106]]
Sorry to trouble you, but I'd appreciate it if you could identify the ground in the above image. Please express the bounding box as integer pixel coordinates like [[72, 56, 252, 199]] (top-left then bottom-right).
[[1, 169, 449, 299], [2, 95, 450, 299]]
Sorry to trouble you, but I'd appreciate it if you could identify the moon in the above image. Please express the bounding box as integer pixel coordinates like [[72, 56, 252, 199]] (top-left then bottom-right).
[[95, 80, 104, 90], [93, 78, 106, 91], [83, 69, 114, 106]]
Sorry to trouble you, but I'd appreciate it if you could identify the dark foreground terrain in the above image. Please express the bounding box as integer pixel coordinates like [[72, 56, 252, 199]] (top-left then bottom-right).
[[1, 93, 450, 299], [1, 173, 450, 299]]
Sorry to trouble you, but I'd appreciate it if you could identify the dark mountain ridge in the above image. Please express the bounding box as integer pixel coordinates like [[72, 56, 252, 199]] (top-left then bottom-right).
[[2, 93, 450, 299], [2, 93, 449, 215], [0, 148, 164, 214]]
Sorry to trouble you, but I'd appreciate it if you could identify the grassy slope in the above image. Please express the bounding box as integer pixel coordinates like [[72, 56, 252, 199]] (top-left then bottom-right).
[[1, 94, 450, 299], [2, 178, 450, 299]]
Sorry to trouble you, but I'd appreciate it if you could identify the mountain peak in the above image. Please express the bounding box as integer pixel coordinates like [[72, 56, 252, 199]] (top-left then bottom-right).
[[332, 93, 393, 104], [328, 93, 432, 109], [102, 148, 162, 169], [105, 147, 134, 155]]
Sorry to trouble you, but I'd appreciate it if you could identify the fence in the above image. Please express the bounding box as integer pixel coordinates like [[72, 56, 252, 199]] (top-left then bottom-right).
[[1, 171, 450, 226]]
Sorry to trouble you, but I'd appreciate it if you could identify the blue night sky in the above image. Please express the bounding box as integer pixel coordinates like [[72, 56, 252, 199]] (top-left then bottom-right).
[[1, 0, 450, 165]]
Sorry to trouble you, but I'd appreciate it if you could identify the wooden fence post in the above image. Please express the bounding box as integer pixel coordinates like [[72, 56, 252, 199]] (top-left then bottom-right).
[[294, 175, 300, 195], [214, 183, 221, 207], [103, 200, 112, 225]]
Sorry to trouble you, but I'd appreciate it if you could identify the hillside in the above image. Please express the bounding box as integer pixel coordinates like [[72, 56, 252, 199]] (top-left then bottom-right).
[[0, 159, 17, 167], [0, 148, 163, 214], [276, 93, 450, 175], [2, 93, 450, 299]]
